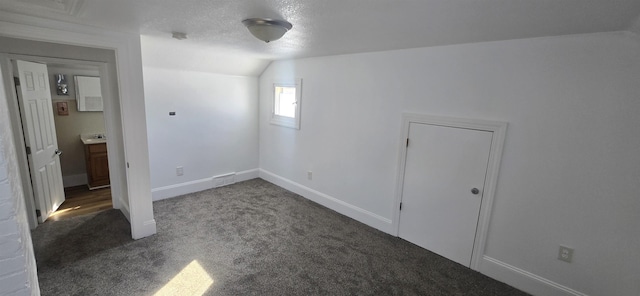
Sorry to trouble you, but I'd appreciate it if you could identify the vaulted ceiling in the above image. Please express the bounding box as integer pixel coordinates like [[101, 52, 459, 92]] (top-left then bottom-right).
[[2, 0, 640, 75]]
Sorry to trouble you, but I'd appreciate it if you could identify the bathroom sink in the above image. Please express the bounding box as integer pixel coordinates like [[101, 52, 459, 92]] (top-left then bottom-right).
[[80, 133, 107, 145]]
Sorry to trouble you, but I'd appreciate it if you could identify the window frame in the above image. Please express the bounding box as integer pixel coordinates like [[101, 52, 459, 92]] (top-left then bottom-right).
[[270, 79, 302, 129]]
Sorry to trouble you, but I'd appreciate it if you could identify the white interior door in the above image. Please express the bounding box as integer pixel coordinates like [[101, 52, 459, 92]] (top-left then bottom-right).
[[399, 123, 492, 267], [15, 60, 65, 223]]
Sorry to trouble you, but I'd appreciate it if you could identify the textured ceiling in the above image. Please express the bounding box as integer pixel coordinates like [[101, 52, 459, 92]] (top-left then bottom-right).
[[2, 0, 640, 72]]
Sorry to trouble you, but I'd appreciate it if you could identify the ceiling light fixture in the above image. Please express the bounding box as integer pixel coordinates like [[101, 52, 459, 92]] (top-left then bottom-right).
[[242, 18, 293, 43], [172, 32, 188, 40]]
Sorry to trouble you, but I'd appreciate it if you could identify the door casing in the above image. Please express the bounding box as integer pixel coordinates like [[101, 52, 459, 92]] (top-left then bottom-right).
[[1, 11, 156, 248], [1, 53, 121, 229], [392, 113, 507, 270]]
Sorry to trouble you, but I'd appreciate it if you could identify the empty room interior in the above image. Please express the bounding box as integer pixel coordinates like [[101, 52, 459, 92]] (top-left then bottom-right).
[[0, 1, 639, 296]]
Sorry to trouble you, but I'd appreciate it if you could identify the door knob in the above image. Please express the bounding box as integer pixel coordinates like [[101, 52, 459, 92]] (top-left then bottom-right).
[[471, 188, 480, 195], [55, 149, 63, 156]]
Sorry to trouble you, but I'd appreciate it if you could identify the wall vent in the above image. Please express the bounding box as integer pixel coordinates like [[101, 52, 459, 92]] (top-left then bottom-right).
[[213, 173, 236, 188]]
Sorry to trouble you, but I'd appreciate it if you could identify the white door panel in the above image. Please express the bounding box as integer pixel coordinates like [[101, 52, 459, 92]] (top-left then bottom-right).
[[399, 123, 492, 267], [16, 60, 65, 223]]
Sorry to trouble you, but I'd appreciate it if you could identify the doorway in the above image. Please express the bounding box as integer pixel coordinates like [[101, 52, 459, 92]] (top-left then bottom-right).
[[0, 39, 126, 230], [1, 18, 156, 241], [394, 114, 507, 270], [11, 57, 114, 224]]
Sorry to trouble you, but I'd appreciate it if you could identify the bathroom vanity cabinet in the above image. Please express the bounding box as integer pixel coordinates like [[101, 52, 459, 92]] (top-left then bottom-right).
[[84, 142, 110, 189]]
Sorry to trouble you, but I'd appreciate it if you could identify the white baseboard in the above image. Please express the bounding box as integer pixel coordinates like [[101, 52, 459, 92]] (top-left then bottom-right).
[[258, 169, 394, 234], [111, 191, 121, 210], [235, 168, 260, 182], [479, 256, 588, 296], [152, 176, 217, 201], [132, 218, 157, 240], [62, 173, 87, 188], [119, 201, 130, 222], [257, 170, 589, 296], [151, 169, 259, 201]]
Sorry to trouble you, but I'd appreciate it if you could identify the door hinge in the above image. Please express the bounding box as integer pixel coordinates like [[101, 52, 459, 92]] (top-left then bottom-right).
[[14, 77, 20, 86], [406, 138, 409, 147], [127, 162, 130, 168], [35, 210, 41, 217], [25, 146, 31, 155], [399, 202, 403, 211]]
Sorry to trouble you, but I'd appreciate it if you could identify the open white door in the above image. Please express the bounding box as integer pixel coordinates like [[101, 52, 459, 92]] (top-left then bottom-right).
[[15, 60, 65, 223]]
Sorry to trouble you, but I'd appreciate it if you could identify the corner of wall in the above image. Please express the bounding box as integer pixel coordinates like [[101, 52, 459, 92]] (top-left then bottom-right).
[[151, 169, 260, 201], [131, 217, 156, 240]]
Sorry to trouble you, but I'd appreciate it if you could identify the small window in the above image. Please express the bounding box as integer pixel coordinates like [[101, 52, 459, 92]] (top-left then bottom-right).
[[271, 79, 301, 129]]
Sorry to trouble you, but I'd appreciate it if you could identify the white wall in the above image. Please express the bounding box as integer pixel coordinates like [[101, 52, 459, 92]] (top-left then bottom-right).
[[0, 59, 39, 295], [258, 32, 640, 296], [140, 35, 270, 77], [141, 40, 259, 199]]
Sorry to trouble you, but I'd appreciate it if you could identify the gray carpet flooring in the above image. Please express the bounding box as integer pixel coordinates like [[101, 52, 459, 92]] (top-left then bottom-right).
[[31, 179, 529, 295]]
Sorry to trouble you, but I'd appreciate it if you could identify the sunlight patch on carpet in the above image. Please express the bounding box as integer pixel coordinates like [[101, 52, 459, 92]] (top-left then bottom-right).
[[154, 260, 214, 296], [50, 206, 82, 216]]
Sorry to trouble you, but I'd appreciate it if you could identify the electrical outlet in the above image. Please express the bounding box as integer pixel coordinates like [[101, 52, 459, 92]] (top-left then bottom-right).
[[176, 166, 184, 176], [558, 245, 574, 263], [307, 171, 313, 180]]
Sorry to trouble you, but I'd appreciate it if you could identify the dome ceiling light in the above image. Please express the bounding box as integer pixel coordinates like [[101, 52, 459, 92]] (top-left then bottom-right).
[[172, 32, 188, 40], [242, 18, 293, 43]]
